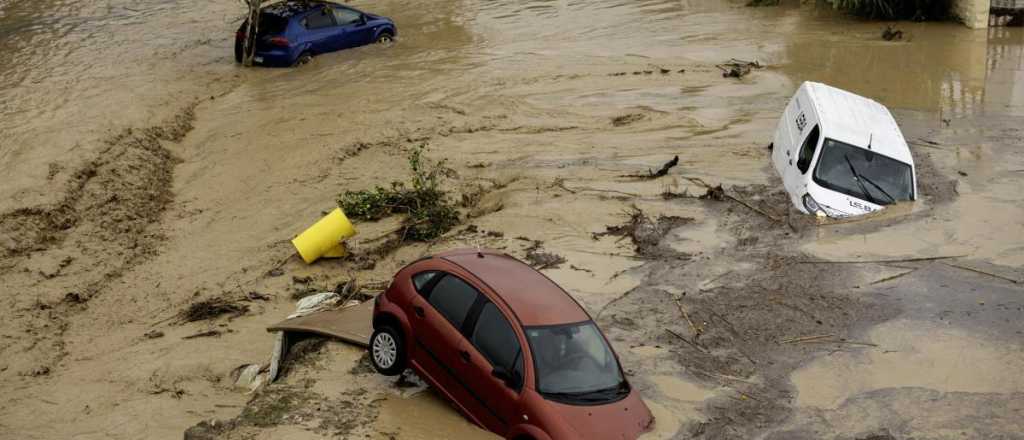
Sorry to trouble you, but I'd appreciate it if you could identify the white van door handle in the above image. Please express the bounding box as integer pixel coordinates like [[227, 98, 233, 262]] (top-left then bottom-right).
[[785, 150, 791, 156]]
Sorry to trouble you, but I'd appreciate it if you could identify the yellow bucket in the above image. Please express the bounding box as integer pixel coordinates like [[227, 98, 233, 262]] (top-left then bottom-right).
[[292, 208, 357, 264]]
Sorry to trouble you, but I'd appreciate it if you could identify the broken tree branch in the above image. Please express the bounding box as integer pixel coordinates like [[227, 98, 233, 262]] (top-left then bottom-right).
[[943, 262, 1021, 284], [796, 255, 967, 264], [868, 269, 918, 285], [780, 334, 834, 344], [665, 329, 708, 353]]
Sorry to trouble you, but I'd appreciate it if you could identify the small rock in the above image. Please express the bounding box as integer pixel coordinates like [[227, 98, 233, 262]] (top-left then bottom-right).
[[144, 330, 165, 339], [267, 268, 284, 277]]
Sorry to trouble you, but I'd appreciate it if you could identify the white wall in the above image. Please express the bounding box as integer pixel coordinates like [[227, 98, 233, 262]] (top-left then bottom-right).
[[953, 0, 990, 28]]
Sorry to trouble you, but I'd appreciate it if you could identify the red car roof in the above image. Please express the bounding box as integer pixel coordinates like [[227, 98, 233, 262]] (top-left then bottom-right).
[[437, 249, 591, 326]]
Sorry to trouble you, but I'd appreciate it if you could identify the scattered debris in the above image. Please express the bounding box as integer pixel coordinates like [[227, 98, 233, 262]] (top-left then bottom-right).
[[62, 292, 87, 304], [611, 113, 646, 127], [289, 292, 343, 319], [144, 330, 165, 339], [623, 155, 679, 179], [570, 264, 593, 273], [717, 59, 763, 78], [699, 184, 727, 201], [780, 334, 834, 344], [943, 262, 1021, 284], [232, 364, 266, 391], [882, 25, 904, 41], [594, 206, 693, 258], [182, 330, 222, 340], [246, 291, 271, 301], [524, 240, 567, 270], [266, 268, 285, 277], [665, 328, 707, 353], [797, 255, 967, 264], [179, 297, 249, 323]]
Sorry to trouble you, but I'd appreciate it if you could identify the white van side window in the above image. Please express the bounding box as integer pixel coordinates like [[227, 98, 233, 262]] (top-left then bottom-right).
[[797, 125, 820, 174]]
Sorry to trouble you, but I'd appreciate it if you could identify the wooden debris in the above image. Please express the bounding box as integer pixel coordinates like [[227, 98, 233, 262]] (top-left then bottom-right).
[[665, 329, 708, 353], [868, 269, 918, 285], [797, 255, 967, 264], [780, 334, 834, 344], [943, 262, 1021, 284], [182, 330, 222, 340]]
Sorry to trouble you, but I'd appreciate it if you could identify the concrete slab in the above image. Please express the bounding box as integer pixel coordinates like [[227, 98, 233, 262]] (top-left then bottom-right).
[[267, 300, 374, 348]]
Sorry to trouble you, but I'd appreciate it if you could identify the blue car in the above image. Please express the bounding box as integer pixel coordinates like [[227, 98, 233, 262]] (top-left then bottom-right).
[[234, 1, 396, 67]]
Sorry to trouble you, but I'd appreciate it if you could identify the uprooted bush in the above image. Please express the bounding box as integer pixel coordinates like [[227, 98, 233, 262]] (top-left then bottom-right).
[[179, 297, 249, 323], [339, 145, 460, 241]]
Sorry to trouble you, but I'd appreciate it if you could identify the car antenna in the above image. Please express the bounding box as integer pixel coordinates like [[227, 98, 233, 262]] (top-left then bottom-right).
[[867, 133, 873, 150]]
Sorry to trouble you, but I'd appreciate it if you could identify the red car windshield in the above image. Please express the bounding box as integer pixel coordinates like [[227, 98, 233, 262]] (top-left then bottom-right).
[[525, 321, 627, 404]]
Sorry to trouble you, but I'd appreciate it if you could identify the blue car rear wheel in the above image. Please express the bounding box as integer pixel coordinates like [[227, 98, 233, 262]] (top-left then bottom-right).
[[294, 52, 313, 66]]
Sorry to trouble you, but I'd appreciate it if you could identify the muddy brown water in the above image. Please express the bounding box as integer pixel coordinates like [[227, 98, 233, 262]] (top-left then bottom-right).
[[1, 0, 1022, 439]]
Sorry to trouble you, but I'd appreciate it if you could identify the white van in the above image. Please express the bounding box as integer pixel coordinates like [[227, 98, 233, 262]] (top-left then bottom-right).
[[771, 82, 917, 218]]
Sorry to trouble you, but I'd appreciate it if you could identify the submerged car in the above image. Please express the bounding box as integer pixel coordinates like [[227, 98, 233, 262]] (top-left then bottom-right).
[[771, 81, 917, 218], [371, 249, 654, 440], [234, 1, 396, 66]]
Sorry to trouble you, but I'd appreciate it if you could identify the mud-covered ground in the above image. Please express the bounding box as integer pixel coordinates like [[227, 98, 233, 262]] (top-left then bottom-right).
[[2, 1, 1023, 439]]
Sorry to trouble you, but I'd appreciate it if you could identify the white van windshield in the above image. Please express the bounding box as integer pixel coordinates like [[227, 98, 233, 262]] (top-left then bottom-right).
[[813, 139, 914, 205]]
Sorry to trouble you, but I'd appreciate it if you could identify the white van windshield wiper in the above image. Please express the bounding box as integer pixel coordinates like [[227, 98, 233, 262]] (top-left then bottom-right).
[[859, 173, 896, 204], [843, 154, 881, 205]]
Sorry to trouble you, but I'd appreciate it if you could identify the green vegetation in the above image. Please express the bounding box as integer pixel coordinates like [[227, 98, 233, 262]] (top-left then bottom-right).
[[829, 0, 950, 20], [339, 145, 460, 241]]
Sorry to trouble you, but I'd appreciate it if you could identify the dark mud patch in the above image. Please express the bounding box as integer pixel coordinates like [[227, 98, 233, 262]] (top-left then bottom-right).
[[767, 388, 1024, 440], [278, 336, 328, 379], [187, 385, 379, 438], [594, 206, 693, 258], [602, 252, 900, 439]]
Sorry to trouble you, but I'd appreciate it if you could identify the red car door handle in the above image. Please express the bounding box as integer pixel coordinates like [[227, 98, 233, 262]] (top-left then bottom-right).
[[413, 306, 425, 317], [459, 350, 471, 362]]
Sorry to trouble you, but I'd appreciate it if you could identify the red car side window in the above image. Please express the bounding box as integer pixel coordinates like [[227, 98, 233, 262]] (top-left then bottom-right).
[[428, 275, 479, 330], [411, 271, 442, 295], [471, 302, 524, 389]]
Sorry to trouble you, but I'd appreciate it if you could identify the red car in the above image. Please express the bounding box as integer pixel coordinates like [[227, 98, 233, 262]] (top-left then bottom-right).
[[371, 249, 654, 440]]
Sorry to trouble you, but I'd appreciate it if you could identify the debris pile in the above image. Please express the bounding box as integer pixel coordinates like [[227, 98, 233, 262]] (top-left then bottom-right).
[[882, 25, 904, 41], [523, 240, 567, 269], [595, 207, 693, 258], [179, 297, 249, 323], [717, 59, 764, 79]]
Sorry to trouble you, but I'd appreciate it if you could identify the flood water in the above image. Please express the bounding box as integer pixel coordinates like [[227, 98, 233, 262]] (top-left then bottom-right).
[[1, 0, 1023, 439], [2, 1, 1021, 211]]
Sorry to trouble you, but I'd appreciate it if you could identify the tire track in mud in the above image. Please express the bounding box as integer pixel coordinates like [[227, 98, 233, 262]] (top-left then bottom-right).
[[0, 104, 196, 377]]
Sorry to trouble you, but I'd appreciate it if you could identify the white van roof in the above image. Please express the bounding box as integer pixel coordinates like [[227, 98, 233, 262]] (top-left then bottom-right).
[[802, 82, 913, 166]]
